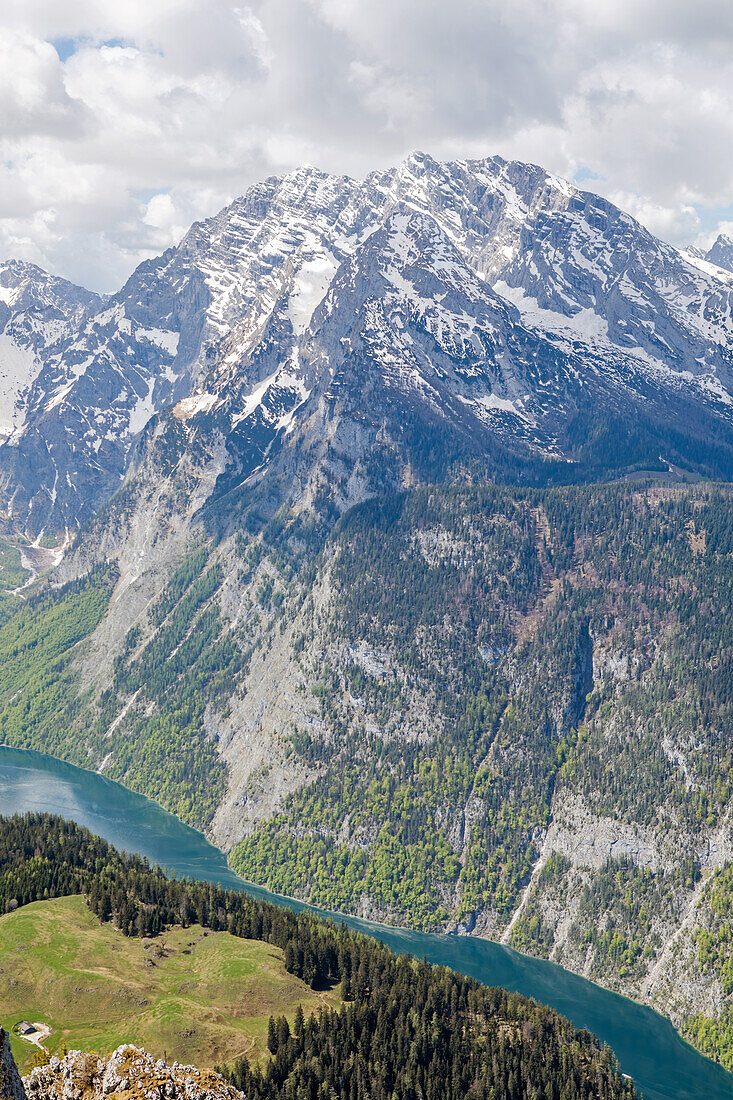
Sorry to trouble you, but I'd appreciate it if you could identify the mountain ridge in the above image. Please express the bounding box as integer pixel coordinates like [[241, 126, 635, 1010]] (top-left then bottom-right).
[[2, 152, 733, 539]]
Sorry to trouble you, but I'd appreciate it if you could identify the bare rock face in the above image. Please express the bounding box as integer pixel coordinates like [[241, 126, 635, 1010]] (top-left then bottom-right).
[[23, 1047, 242, 1100], [4, 152, 733, 538], [0, 1030, 27, 1100]]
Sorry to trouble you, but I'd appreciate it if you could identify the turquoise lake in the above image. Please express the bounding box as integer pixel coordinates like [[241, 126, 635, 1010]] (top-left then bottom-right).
[[1, 744, 732, 1100]]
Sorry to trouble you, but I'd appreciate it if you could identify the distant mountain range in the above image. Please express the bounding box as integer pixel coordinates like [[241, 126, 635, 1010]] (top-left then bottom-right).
[[1, 152, 733, 538], [687, 232, 733, 274]]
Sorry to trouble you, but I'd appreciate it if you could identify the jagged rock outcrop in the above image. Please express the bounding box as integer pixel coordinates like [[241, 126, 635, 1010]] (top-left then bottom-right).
[[0, 1030, 26, 1100], [23, 1046, 242, 1100]]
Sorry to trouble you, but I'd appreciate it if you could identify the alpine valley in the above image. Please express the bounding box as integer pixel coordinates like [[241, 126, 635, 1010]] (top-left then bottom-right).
[[4, 152, 733, 1068]]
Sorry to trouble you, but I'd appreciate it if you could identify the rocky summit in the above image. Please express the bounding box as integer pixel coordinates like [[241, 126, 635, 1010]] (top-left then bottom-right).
[[1, 152, 733, 538], [23, 1047, 242, 1100]]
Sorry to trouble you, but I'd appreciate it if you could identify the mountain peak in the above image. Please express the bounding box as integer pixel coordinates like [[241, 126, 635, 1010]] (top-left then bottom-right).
[[707, 232, 733, 273], [401, 149, 438, 171], [2, 150, 733, 535], [0, 257, 49, 282], [0, 258, 97, 303]]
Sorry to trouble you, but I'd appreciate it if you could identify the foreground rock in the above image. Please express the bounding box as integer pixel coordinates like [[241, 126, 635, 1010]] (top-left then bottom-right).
[[0, 1030, 26, 1100], [23, 1047, 242, 1100]]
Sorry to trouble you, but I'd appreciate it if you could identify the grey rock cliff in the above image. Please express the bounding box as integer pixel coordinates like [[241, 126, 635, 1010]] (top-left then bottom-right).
[[707, 233, 733, 274], [0, 1030, 27, 1100]]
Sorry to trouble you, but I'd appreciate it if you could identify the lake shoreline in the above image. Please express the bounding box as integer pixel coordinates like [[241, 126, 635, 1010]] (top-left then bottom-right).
[[2, 743, 732, 1100]]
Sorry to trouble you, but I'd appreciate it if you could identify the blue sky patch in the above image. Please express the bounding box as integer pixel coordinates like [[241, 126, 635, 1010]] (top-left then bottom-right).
[[50, 37, 79, 62], [50, 36, 135, 62]]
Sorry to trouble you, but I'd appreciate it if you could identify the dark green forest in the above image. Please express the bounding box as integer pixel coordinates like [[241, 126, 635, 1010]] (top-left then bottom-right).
[[0, 813, 636, 1100]]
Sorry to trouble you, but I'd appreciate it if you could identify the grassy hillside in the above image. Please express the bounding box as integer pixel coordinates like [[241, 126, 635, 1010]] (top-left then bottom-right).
[[0, 896, 339, 1074]]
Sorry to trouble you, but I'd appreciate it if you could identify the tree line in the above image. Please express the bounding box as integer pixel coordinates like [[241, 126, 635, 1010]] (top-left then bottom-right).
[[0, 812, 637, 1100]]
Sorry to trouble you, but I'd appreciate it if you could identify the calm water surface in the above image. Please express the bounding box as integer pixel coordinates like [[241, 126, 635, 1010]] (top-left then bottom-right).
[[1, 744, 731, 1100]]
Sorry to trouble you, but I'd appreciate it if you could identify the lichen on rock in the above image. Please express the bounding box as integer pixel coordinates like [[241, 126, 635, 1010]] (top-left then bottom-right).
[[22, 1046, 242, 1100]]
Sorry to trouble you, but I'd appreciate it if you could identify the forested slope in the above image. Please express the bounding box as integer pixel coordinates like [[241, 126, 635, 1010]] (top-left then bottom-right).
[[226, 481, 733, 1058], [7, 481, 733, 1061], [0, 814, 637, 1100], [233, 484, 733, 922]]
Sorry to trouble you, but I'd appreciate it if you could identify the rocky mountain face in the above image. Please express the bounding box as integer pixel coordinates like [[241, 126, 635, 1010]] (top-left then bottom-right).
[[3, 153, 733, 541], [0, 1030, 26, 1100], [5, 155, 733, 1067], [0, 261, 99, 449], [706, 233, 733, 274]]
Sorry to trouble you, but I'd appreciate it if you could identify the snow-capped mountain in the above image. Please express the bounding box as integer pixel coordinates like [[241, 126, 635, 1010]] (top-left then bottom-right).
[[0, 260, 100, 444], [3, 152, 733, 537], [707, 233, 733, 274]]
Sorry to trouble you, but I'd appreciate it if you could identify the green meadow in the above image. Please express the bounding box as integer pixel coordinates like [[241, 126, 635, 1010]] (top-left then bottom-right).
[[0, 895, 339, 1073]]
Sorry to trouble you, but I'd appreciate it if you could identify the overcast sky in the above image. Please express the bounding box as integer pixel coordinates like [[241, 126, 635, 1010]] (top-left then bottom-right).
[[2, 0, 732, 292]]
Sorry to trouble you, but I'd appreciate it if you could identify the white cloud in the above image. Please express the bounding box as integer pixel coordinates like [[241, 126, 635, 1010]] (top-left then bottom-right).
[[0, 30, 87, 139], [0, 0, 732, 290], [696, 222, 733, 252], [143, 192, 176, 229], [603, 191, 701, 246]]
